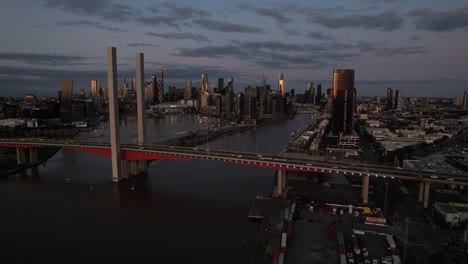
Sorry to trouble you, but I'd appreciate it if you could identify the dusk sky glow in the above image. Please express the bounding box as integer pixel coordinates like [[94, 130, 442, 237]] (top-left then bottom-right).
[[1, 0, 468, 97]]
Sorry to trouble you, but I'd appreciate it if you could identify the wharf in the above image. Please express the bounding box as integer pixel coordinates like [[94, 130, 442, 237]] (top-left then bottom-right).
[[248, 197, 286, 220]]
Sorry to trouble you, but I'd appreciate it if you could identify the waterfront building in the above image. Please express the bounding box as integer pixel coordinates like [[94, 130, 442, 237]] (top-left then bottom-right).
[[60, 79, 73, 124], [157, 69, 164, 103], [332, 69, 355, 135]]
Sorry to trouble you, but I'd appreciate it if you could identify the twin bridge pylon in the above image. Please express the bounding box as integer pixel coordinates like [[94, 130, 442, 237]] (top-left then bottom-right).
[[107, 47, 147, 182]]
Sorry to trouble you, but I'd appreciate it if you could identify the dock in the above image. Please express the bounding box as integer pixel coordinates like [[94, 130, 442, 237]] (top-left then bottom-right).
[[248, 197, 288, 220]]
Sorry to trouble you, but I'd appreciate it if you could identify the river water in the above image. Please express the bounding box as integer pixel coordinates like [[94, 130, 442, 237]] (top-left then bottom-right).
[[0, 114, 310, 262]]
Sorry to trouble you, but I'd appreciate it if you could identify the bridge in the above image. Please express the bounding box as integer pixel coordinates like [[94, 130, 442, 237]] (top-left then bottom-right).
[[1, 137, 467, 208], [1, 47, 466, 208]]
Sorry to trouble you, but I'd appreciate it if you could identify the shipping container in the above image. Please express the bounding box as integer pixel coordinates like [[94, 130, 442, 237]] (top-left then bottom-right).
[[281, 233, 287, 252], [386, 235, 396, 250], [278, 252, 285, 264]]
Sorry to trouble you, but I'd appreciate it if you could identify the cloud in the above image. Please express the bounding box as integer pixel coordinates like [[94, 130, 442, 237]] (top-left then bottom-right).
[[172, 40, 357, 69], [0, 51, 91, 66], [357, 41, 427, 56], [44, 0, 135, 22], [158, 2, 210, 17], [306, 31, 334, 40], [126, 43, 159, 47], [407, 7, 468, 32], [172, 39, 426, 70], [146, 32, 210, 42], [140, 2, 210, 29], [310, 11, 403, 31], [192, 19, 265, 33], [57, 20, 126, 32], [238, 3, 292, 24], [137, 16, 182, 28], [45, 0, 109, 13]]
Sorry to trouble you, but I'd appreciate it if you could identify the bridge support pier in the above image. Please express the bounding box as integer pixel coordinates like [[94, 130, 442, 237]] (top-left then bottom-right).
[[423, 182, 430, 209], [418, 181, 424, 202], [29, 148, 38, 162], [362, 175, 369, 204], [29, 148, 39, 175], [16, 147, 26, 164], [139, 160, 147, 173], [277, 170, 286, 196], [120, 160, 130, 179]]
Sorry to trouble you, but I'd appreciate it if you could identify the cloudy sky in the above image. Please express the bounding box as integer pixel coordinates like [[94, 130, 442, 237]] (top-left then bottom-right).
[[1, 0, 468, 97]]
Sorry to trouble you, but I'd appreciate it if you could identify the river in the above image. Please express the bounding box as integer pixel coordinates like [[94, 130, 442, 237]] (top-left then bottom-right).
[[0, 114, 311, 262]]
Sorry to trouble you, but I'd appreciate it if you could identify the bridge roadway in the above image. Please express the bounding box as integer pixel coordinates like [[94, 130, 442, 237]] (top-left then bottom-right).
[[1, 138, 467, 186]]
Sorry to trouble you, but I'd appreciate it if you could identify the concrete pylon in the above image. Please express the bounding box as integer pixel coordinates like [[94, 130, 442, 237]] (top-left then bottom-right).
[[418, 182, 424, 202], [362, 175, 370, 204], [29, 148, 38, 162], [277, 170, 283, 196], [423, 182, 431, 209], [135, 52, 148, 173], [16, 147, 26, 164], [107, 47, 122, 182]]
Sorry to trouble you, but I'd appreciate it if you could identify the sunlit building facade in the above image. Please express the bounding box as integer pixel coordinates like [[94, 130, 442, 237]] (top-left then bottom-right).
[[332, 69, 355, 135]]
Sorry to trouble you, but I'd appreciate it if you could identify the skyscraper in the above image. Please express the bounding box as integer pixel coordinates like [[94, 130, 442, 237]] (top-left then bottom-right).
[[278, 74, 284, 96], [91, 80, 99, 97], [60, 79, 73, 124], [151, 75, 156, 104], [217, 78, 224, 94], [332, 69, 355, 135], [462, 90, 468, 111], [307, 82, 314, 104], [394, 89, 400, 110], [201, 73, 209, 92], [185, 79, 192, 100], [386, 88, 393, 110], [315, 84, 322, 105], [157, 69, 164, 103]]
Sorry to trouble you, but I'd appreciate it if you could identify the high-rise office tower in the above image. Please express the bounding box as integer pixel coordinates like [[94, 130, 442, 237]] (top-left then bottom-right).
[[278, 74, 284, 96], [261, 75, 266, 89], [151, 75, 157, 104], [131, 77, 136, 91], [394, 89, 400, 110], [91, 80, 99, 97], [201, 73, 209, 92], [60, 79, 73, 124], [157, 69, 164, 103], [185, 79, 192, 100], [462, 90, 468, 111], [227, 78, 234, 94], [307, 82, 314, 104], [332, 69, 355, 135], [386, 88, 393, 110], [217, 78, 224, 94], [315, 84, 322, 105]]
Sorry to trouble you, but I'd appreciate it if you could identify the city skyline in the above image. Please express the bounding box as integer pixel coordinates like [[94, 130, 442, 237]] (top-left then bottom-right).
[[1, 0, 468, 97]]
